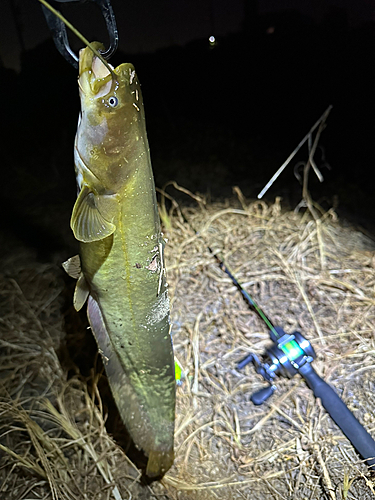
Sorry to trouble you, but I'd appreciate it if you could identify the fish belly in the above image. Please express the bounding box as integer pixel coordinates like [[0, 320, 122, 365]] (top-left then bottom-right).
[[81, 203, 175, 477]]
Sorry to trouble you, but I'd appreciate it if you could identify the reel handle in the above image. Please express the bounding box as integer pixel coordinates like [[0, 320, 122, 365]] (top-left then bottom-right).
[[299, 363, 375, 469], [251, 385, 276, 405]]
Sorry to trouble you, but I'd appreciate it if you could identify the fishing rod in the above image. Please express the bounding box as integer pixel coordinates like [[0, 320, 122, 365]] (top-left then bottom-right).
[[180, 207, 375, 470]]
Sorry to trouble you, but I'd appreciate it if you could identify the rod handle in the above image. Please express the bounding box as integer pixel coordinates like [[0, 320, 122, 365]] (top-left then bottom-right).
[[299, 363, 375, 469]]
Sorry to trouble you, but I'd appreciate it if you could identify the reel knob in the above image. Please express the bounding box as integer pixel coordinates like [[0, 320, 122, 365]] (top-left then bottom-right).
[[250, 385, 276, 405]]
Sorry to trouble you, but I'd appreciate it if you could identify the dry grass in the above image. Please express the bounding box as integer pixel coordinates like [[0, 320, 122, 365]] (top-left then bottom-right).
[[1, 192, 375, 499]]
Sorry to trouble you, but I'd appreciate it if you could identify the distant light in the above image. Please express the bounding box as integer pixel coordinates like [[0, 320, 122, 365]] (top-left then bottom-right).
[[266, 26, 275, 35], [209, 35, 216, 45]]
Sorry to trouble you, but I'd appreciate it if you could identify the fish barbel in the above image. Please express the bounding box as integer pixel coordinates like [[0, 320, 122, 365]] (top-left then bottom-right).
[[63, 43, 175, 477]]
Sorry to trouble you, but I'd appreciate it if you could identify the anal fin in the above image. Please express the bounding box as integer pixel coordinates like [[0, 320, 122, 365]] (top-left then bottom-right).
[[86, 295, 113, 356]]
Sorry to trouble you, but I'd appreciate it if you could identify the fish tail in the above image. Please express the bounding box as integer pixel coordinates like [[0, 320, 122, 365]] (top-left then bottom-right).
[[87, 296, 175, 476], [146, 449, 174, 478]]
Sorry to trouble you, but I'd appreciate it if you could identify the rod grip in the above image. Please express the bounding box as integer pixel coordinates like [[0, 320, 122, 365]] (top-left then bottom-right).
[[299, 363, 375, 469]]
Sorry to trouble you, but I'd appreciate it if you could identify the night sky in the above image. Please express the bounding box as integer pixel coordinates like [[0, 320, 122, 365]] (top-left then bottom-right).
[[1, 0, 373, 71]]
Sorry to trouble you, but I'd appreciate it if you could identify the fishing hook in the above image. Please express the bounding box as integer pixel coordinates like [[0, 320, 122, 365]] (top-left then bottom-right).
[[41, 0, 118, 69]]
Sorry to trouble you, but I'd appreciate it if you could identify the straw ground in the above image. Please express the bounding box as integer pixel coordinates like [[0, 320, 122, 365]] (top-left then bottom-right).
[[1, 191, 375, 499]]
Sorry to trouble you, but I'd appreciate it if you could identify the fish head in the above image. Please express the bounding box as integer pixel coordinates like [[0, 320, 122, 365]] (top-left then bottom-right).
[[77, 43, 147, 180]]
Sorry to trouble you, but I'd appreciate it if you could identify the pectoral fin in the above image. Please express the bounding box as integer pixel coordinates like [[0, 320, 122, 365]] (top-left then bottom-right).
[[71, 185, 116, 242], [73, 274, 89, 311], [62, 255, 81, 279], [62, 255, 88, 310]]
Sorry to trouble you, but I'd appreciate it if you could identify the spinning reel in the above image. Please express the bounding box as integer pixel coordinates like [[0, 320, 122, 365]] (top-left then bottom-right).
[[207, 250, 375, 469], [238, 327, 315, 405], [238, 327, 375, 469]]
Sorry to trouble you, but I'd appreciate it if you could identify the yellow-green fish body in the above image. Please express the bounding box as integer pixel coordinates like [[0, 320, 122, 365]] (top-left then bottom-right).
[[65, 43, 175, 477]]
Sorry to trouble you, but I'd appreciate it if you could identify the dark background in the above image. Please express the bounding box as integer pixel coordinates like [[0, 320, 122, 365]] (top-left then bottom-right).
[[1, 0, 374, 259]]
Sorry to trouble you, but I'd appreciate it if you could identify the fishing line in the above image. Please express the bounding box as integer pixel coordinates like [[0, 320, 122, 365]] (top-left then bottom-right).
[[38, 0, 116, 76], [166, 189, 280, 338]]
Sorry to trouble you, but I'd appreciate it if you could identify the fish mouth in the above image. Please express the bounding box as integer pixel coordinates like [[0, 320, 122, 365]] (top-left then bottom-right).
[[78, 42, 115, 98]]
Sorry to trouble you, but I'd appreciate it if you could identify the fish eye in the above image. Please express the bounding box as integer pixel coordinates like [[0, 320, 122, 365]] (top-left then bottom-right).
[[108, 96, 118, 107]]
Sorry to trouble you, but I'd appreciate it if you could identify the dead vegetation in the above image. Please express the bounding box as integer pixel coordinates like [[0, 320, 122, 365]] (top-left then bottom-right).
[[1, 191, 375, 499]]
